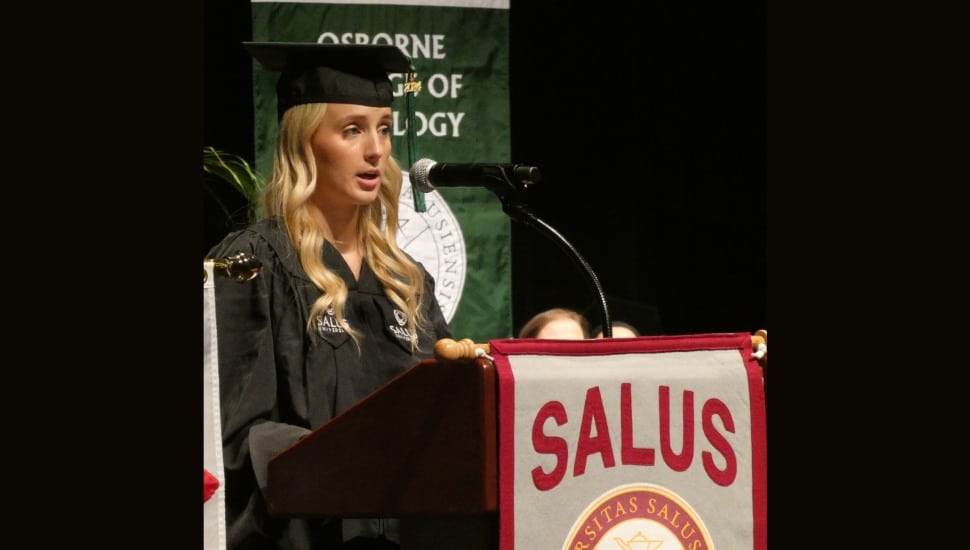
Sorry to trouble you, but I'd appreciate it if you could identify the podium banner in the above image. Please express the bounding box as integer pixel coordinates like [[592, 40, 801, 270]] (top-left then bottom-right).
[[490, 333, 766, 550]]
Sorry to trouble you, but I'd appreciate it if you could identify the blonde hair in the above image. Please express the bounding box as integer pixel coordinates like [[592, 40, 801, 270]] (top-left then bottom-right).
[[263, 102, 430, 351]]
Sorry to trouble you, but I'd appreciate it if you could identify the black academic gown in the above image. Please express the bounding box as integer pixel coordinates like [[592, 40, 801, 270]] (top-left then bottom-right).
[[207, 218, 452, 550]]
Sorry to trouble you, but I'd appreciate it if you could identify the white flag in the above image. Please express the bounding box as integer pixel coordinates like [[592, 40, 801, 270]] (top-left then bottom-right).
[[203, 262, 227, 550]]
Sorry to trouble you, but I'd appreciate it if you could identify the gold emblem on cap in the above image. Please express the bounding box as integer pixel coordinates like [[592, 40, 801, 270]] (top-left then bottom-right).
[[404, 72, 422, 94]]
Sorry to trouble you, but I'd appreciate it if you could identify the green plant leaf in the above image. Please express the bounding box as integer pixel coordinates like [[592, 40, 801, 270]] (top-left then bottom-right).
[[203, 146, 265, 223]]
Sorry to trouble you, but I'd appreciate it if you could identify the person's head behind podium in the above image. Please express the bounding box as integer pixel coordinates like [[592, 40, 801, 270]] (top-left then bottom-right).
[[591, 320, 641, 339], [518, 307, 590, 339]]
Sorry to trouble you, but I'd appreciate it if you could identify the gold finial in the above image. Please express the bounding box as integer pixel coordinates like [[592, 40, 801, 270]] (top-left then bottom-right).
[[204, 251, 262, 282]]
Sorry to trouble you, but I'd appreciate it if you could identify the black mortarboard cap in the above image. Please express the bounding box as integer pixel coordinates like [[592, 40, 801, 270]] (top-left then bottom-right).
[[244, 42, 412, 119], [244, 41, 429, 212]]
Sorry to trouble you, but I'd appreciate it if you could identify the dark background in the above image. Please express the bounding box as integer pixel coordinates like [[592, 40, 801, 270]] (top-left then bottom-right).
[[204, 1, 766, 338]]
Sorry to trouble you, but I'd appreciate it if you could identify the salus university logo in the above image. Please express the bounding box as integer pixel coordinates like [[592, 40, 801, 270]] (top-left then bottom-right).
[[396, 173, 466, 322], [314, 307, 345, 336], [561, 482, 714, 550]]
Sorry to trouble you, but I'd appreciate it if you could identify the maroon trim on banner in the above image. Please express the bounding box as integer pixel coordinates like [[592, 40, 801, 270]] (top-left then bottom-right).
[[492, 350, 516, 550], [739, 344, 768, 550], [489, 331, 752, 357]]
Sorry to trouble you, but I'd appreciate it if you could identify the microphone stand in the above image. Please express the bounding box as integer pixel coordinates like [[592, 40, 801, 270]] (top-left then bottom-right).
[[479, 169, 613, 338]]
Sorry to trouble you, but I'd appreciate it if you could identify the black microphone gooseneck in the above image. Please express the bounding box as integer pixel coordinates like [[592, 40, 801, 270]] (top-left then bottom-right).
[[502, 199, 612, 339], [410, 158, 612, 336]]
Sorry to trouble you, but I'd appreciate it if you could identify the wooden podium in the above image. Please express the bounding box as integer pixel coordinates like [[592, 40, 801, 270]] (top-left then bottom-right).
[[265, 355, 499, 549], [262, 333, 767, 549]]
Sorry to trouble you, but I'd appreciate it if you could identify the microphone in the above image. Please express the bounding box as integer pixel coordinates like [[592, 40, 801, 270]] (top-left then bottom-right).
[[409, 158, 541, 193]]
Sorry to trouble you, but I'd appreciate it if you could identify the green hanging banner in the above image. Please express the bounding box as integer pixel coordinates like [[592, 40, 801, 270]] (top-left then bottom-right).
[[251, 0, 512, 341]]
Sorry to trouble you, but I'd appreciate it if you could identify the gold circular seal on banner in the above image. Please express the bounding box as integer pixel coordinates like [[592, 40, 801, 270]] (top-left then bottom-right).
[[561, 482, 714, 550], [396, 174, 466, 322]]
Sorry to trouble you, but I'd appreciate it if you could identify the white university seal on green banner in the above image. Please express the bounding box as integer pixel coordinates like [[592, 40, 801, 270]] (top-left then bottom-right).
[[396, 174, 466, 323]]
